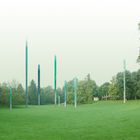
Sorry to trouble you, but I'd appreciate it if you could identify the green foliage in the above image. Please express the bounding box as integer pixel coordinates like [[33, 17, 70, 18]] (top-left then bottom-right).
[[1, 69, 140, 106], [66, 80, 74, 104], [135, 70, 140, 98], [45, 86, 54, 104], [28, 80, 37, 105], [65, 74, 98, 104], [57, 87, 63, 103], [115, 71, 133, 99], [77, 79, 97, 103], [0, 83, 9, 106], [108, 76, 118, 99], [13, 84, 25, 105], [98, 82, 110, 100], [106, 70, 140, 100]]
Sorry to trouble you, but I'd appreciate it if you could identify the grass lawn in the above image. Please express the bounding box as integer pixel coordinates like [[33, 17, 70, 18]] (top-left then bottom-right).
[[0, 101, 140, 140]]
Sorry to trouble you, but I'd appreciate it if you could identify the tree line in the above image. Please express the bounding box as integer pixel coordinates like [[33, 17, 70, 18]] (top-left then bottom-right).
[[1, 69, 140, 106]]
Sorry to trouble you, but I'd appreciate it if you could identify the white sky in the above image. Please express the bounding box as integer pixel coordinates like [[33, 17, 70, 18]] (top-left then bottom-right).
[[0, 0, 140, 87]]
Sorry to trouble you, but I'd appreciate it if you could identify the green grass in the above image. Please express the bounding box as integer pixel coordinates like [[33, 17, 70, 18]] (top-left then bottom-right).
[[0, 101, 140, 140]]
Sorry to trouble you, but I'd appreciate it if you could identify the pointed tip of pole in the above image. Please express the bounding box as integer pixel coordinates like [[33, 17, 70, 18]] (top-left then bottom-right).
[[73, 77, 77, 81], [38, 64, 40, 67], [26, 39, 28, 48], [123, 59, 126, 69]]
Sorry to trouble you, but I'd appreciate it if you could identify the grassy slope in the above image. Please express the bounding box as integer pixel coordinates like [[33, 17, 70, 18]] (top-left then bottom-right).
[[0, 101, 140, 140]]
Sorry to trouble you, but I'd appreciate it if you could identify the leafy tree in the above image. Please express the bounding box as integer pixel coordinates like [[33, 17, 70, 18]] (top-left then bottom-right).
[[115, 71, 133, 100], [28, 80, 37, 105], [99, 82, 110, 100], [78, 74, 98, 104], [57, 87, 63, 103], [1, 83, 9, 106], [135, 70, 140, 99], [40, 88, 46, 105], [13, 83, 25, 105], [0, 88, 1, 105], [108, 76, 118, 99], [45, 86, 54, 104], [67, 80, 74, 104]]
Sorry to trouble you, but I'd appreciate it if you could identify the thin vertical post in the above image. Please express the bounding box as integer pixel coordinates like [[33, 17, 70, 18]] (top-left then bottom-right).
[[25, 41, 28, 107], [54, 55, 57, 105], [74, 78, 77, 108], [10, 87, 12, 111], [38, 64, 41, 105], [64, 81, 67, 107], [123, 60, 126, 103]]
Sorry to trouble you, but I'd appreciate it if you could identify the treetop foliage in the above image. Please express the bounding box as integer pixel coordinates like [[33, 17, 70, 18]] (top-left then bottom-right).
[[1, 69, 140, 106]]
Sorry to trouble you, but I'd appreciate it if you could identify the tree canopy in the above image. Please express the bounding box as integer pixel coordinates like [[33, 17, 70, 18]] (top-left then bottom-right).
[[1, 69, 140, 106]]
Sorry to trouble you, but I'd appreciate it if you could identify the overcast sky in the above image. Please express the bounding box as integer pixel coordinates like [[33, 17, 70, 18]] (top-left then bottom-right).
[[0, 0, 140, 87]]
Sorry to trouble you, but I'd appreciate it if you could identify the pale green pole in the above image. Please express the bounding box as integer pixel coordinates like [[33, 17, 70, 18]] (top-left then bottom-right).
[[64, 81, 67, 107], [54, 55, 57, 105], [10, 87, 12, 111], [25, 41, 28, 107], [73, 78, 77, 108], [123, 60, 126, 103], [38, 64, 41, 105]]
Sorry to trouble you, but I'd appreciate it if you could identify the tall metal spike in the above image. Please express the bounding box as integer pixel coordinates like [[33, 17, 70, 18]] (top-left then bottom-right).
[[25, 41, 28, 107], [54, 55, 57, 105], [123, 60, 126, 103], [38, 64, 41, 105]]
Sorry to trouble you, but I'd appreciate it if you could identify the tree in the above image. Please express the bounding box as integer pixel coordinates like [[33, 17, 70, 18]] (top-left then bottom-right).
[[77, 74, 98, 104], [12, 83, 25, 105], [131, 72, 137, 99], [28, 80, 37, 105], [16, 84, 25, 104], [108, 76, 118, 99], [0, 83, 9, 106], [40, 88, 46, 105], [57, 87, 63, 103], [45, 86, 55, 104], [0, 86, 2, 105], [135, 70, 140, 99], [116, 71, 133, 100], [67, 80, 74, 104], [99, 82, 110, 100]]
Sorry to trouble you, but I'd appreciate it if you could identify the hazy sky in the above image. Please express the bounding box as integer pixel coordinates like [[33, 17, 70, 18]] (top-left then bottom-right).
[[0, 0, 140, 87]]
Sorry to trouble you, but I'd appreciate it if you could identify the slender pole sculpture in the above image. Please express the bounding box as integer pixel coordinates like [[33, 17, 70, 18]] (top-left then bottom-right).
[[64, 80, 67, 107], [25, 41, 28, 107], [10, 87, 12, 111], [54, 55, 57, 105], [123, 60, 126, 103], [73, 78, 77, 108], [38, 64, 41, 105]]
